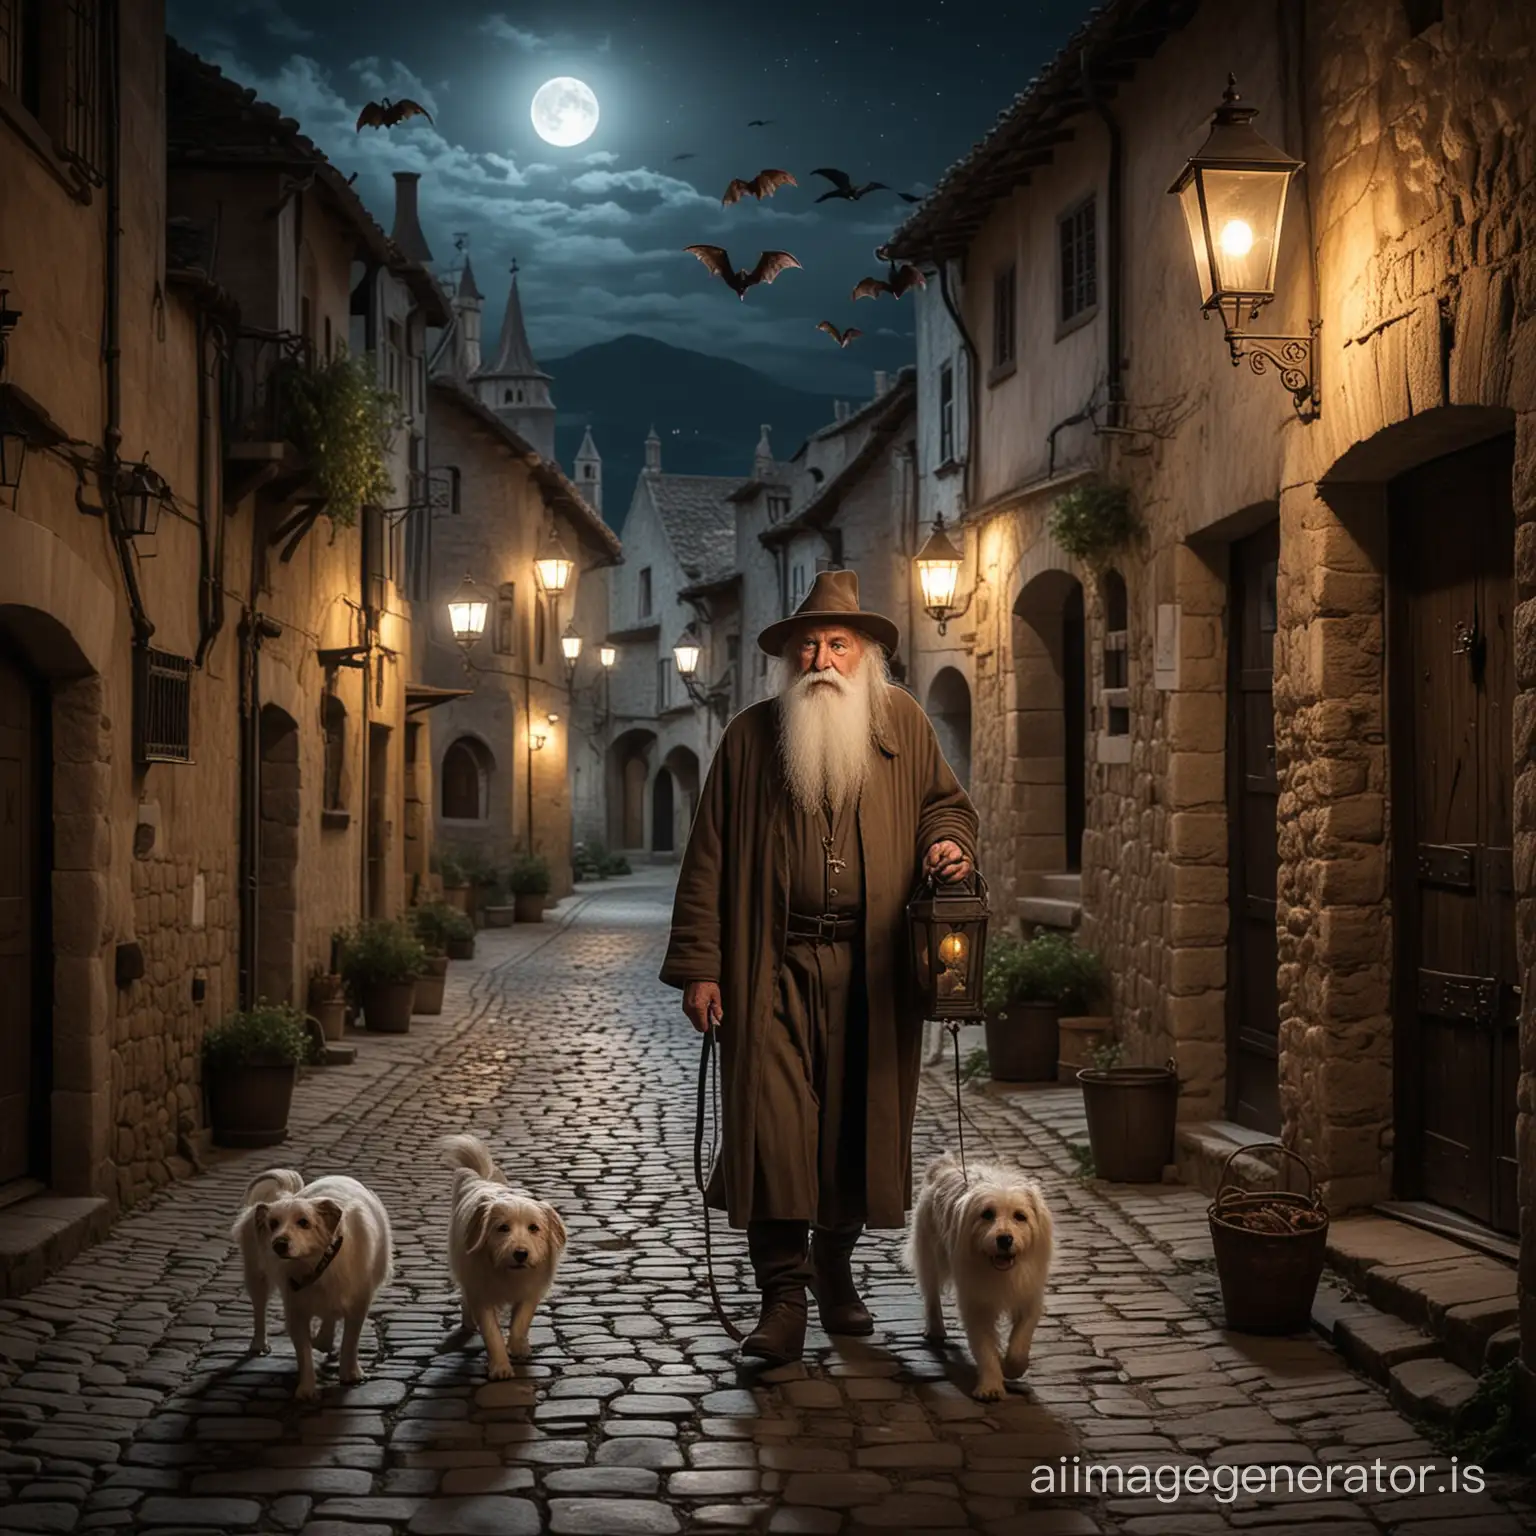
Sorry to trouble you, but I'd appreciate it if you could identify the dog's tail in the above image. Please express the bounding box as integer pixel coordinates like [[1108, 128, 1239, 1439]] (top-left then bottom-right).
[[440, 1134, 503, 1183], [230, 1167, 303, 1245]]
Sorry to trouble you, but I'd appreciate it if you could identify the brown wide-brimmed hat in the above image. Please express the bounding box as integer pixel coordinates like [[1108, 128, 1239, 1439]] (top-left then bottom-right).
[[757, 568, 900, 657]]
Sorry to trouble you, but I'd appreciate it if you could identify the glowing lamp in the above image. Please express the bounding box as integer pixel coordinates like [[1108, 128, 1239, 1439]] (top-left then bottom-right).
[[1168, 76, 1302, 317], [533, 527, 575, 595], [560, 622, 583, 666], [447, 574, 489, 648], [914, 513, 965, 635], [907, 871, 989, 1021], [673, 623, 702, 678], [599, 643, 617, 668]]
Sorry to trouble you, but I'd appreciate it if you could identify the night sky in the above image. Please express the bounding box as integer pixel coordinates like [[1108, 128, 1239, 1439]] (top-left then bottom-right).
[[164, 0, 1097, 393]]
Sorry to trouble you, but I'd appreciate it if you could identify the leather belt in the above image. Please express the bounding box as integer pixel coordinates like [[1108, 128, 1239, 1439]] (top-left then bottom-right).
[[785, 911, 859, 942]]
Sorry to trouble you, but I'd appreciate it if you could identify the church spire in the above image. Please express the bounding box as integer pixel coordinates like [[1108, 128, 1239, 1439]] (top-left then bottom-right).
[[485, 258, 548, 380], [575, 424, 602, 514], [644, 423, 661, 473], [471, 256, 557, 461]]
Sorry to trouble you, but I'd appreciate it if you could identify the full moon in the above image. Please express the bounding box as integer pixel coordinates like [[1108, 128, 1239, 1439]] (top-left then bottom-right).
[[531, 77, 599, 147]]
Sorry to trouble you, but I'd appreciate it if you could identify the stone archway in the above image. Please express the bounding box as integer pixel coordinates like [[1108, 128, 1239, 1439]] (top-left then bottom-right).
[[663, 745, 701, 851], [256, 705, 301, 1005], [1011, 570, 1087, 877], [609, 728, 655, 852], [926, 667, 972, 788]]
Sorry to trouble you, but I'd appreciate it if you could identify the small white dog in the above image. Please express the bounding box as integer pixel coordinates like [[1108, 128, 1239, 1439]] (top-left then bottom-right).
[[231, 1168, 394, 1401], [906, 1152, 1054, 1401], [441, 1134, 567, 1380]]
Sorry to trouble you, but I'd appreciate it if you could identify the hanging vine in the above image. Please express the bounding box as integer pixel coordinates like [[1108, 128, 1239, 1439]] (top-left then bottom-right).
[[1048, 478, 1142, 566]]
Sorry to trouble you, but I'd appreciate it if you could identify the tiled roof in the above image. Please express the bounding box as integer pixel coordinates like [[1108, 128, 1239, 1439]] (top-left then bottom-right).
[[808, 369, 916, 443], [646, 474, 743, 582], [429, 379, 622, 564], [165, 41, 451, 326], [761, 375, 916, 549], [885, 0, 1198, 264]]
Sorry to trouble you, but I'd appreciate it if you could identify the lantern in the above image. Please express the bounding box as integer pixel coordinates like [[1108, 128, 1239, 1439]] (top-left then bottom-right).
[[447, 574, 489, 648], [599, 643, 617, 668], [560, 621, 583, 667], [673, 623, 702, 678], [0, 412, 25, 495], [1168, 76, 1302, 320], [914, 513, 965, 635], [533, 526, 575, 595], [119, 456, 167, 537], [908, 871, 990, 1021]]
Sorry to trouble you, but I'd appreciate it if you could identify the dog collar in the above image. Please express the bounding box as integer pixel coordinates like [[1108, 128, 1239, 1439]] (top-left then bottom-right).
[[289, 1231, 344, 1292]]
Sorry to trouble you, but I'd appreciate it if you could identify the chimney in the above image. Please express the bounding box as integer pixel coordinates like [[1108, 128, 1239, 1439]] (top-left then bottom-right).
[[834, 400, 848, 423], [391, 171, 433, 264], [873, 369, 888, 397], [753, 423, 773, 478]]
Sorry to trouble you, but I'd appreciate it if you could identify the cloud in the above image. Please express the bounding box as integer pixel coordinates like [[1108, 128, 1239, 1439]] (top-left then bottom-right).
[[349, 56, 438, 117], [478, 16, 550, 49], [580, 149, 619, 166]]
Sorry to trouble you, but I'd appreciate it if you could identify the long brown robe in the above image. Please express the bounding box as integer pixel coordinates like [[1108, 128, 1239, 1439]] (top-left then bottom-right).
[[660, 686, 979, 1229]]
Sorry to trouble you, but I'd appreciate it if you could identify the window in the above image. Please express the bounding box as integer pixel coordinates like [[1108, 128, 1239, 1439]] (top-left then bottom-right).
[[1059, 196, 1098, 326], [321, 694, 347, 811], [939, 363, 955, 463], [791, 562, 806, 609], [1100, 568, 1129, 739], [493, 582, 516, 655], [133, 646, 193, 764], [534, 596, 546, 665], [1, 1, 103, 178], [767, 491, 790, 524], [639, 566, 652, 619], [991, 264, 1016, 373], [441, 737, 489, 821], [656, 657, 671, 712]]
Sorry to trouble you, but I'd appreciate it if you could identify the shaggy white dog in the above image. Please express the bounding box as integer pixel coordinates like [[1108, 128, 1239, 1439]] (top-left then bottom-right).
[[441, 1134, 567, 1380], [231, 1168, 394, 1401], [906, 1152, 1054, 1401]]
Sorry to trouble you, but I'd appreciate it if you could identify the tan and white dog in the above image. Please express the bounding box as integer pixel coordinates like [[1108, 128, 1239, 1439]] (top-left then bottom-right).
[[441, 1134, 567, 1380], [906, 1152, 1054, 1401], [231, 1168, 394, 1401]]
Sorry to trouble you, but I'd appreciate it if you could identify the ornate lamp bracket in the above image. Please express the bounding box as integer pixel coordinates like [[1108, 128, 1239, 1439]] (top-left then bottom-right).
[[1221, 315, 1321, 422]]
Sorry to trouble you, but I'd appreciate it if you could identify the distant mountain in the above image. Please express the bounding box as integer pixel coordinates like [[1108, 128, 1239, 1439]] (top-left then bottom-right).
[[544, 335, 848, 532]]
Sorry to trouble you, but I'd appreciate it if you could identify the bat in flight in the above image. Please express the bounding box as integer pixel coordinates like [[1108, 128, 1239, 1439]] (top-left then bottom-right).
[[721, 168, 796, 205], [812, 167, 894, 202], [672, 152, 697, 161], [685, 245, 801, 300], [356, 98, 433, 131], [748, 118, 774, 127], [851, 260, 927, 301], [816, 321, 862, 348]]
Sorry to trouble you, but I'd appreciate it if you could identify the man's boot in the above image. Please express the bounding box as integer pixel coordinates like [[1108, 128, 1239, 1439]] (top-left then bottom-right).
[[742, 1219, 810, 1366], [810, 1224, 874, 1336]]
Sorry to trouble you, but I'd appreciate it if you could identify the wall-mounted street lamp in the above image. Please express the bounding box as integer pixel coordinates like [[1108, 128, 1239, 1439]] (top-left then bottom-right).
[[560, 620, 583, 691], [447, 573, 490, 650], [0, 404, 26, 497], [672, 621, 729, 724], [1169, 76, 1319, 420], [533, 526, 575, 599], [914, 512, 970, 636], [118, 456, 169, 538]]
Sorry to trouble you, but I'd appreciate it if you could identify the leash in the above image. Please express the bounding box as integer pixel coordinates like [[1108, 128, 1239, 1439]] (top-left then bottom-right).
[[948, 1020, 969, 1185], [695, 1021, 745, 1342]]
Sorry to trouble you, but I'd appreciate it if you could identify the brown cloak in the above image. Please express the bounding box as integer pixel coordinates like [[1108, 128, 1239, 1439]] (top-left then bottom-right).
[[659, 686, 979, 1229]]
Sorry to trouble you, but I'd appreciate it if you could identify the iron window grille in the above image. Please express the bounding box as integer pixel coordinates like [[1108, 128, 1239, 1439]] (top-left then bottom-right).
[[134, 646, 193, 764], [1059, 196, 1098, 325]]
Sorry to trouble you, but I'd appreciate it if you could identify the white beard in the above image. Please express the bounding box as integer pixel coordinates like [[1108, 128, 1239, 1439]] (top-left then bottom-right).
[[775, 648, 891, 813]]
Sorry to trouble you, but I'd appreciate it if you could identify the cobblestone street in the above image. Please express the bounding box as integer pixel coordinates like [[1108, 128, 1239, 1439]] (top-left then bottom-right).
[[1, 868, 1533, 1536]]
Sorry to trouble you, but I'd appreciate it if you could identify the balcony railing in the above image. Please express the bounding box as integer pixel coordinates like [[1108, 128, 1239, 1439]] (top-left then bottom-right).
[[223, 328, 313, 445]]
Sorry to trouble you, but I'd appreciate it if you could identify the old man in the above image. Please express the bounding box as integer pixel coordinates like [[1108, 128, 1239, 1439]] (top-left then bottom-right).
[[660, 569, 978, 1365]]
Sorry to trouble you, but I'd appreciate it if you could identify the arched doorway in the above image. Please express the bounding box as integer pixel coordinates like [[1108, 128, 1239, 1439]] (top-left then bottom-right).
[[1012, 571, 1087, 874], [926, 667, 972, 788], [652, 768, 675, 854], [256, 704, 300, 1005], [664, 746, 701, 851], [609, 728, 655, 852]]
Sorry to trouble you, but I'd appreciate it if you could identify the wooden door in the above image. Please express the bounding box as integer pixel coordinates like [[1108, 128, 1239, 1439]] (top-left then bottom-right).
[[1391, 434, 1518, 1235], [0, 649, 42, 1188], [1226, 522, 1281, 1132], [1062, 583, 1086, 872], [367, 725, 390, 918]]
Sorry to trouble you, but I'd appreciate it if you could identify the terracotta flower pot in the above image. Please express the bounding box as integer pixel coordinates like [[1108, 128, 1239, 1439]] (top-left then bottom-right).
[[445, 935, 475, 961], [1058, 1014, 1114, 1078], [983, 1004, 1059, 1082], [311, 999, 348, 1041], [359, 980, 415, 1033], [513, 893, 545, 923], [483, 904, 516, 928], [205, 1059, 296, 1149], [413, 955, 449, 1015]]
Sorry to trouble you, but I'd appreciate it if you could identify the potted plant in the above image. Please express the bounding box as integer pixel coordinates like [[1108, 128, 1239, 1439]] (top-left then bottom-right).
[[338, 918, 426, 1034], [1077, 1045, 1180, 1183], [202, 1002, 311, 1148], [408, 903, 459, 1016], [306, 963, 348, 1043], [435, 849, 471, 915], [482, 872, 517, 928], [981, 931, 1103, 1083], [506, 854, 552, 923]]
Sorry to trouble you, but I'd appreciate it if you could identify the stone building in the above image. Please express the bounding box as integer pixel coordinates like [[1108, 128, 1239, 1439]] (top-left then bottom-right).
[[886, 0, 1536, 1406], [601, 430, 743, 859]]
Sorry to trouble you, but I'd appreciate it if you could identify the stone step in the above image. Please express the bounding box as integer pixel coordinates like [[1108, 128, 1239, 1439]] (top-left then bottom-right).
[[1032, 873, 1082, 900], [1387, 1355, 1480, 1423], [323, 1044, 358, 1066], [0, 1194, 113, 1301], [1016, 896, 1081, 930]]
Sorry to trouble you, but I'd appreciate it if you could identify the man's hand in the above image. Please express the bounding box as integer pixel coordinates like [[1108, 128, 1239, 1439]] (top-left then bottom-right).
[[683, 980, 724, 1034], [924, 840, 973, 884]]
